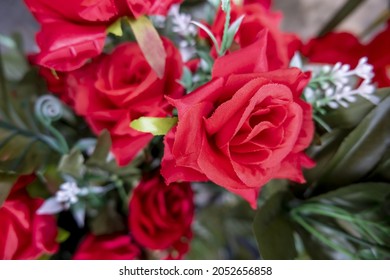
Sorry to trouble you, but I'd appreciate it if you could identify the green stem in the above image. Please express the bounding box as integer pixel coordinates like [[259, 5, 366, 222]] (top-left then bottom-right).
[[309, 75, 333, 86], [219, 0, 231, 56], [313, 115, 332, 132]]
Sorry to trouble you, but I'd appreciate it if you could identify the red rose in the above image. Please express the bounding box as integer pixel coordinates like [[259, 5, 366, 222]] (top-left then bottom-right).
[[128, 175, 194, 259], [161, 39, 314, 208], [302, 29, 390, 88], [24, 0, 181, 71], [139, 0, 183, 16], [205, 2, 299, 69], [67, 38, 183, 165], [0, 178, 58, 259], [366, 24, 390, 87], [301, 32, 365, 68], [73, 234, 140, 260], [244, 0, 272, 10]]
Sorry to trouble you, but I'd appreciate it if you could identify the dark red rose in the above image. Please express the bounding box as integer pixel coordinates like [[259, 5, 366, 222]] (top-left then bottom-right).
[[301, 32, 365, 68], [67, 38, 183, 165], [0, 178, 58, 259], [24, 0, 181, 71], [204, 1, 299, 69], [161, 40, 314, 208], [366, 24, 390, 87], [73, 234, 140, 260], [128, 175, 194, 259]]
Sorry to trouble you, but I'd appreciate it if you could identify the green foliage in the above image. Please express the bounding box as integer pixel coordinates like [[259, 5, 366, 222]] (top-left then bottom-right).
[[253, 88, 390, 259], [321, 88, 389, 129], [302, 88, 390, 195], [0, 173, 18, 206], [0, 39, 60, 175], [292, 183, 390, 259], [89, 196, 126, 236], [188, 184, 258, 260], [58, 150, 86, 179], [253, 190, 297, 260]]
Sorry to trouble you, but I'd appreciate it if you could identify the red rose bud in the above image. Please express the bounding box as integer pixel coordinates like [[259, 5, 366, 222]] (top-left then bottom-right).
[[66, 38, 183, 165], [0, 178, 58, 260], [129, 175, 194, 259], [73, 234, 140, 260]]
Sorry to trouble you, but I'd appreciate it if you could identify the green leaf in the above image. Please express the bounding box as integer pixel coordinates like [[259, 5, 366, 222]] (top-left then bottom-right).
[[107, 18, 123, 36], [0, 128, 51, 174], [221, 15, 244, 54], [0, 51, 57, 174], [26, 175, 51, 199], [322, 88, 390, 129], [180, 66, 193, 91], [58, 150, 85, 179], [253, 191, 297, 259], [292, 183, 390, 259], [316, 95, 390, 188], [86, 130, 112, 166], [0, 173, 17, 206], [196, 50, 214, 73], [56, 228, 70, 243], [191, 21, 220, 54], [130, 116, 178, 136], [0, 34, 29, 81], [128, 16, 166, 79], [89, 198, 126, 236], [309, 182, 390, 210], [301, 129, 349, 196]]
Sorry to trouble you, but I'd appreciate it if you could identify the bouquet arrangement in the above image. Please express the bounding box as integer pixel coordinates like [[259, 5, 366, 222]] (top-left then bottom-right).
[[0, 0, 389, 260]]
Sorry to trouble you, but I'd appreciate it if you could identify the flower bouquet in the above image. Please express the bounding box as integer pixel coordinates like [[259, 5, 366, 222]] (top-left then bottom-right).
[[0, 0, 389, 260]]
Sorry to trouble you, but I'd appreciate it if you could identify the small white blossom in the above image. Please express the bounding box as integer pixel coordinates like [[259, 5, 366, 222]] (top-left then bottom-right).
[[150, 15, 166, 28], [55, 181, 80, 208], [37, 182, 110, 215], [170, 5, 197, 37], [305, 57, 378, 109], [354, 57, 374, 80]]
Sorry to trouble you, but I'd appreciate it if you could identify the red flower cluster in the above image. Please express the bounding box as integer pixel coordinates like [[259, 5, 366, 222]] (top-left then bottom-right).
[[24, 0, 182, 71], [0, 176, 58, 259], [67, 38, 183, 165]]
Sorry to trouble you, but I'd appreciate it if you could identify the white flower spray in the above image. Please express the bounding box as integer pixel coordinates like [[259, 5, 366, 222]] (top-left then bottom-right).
[[304, 57, 379, 111]]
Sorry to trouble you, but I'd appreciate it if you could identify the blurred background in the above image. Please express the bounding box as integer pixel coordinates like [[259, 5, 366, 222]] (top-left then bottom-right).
[[0, 0, 388, 52]]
